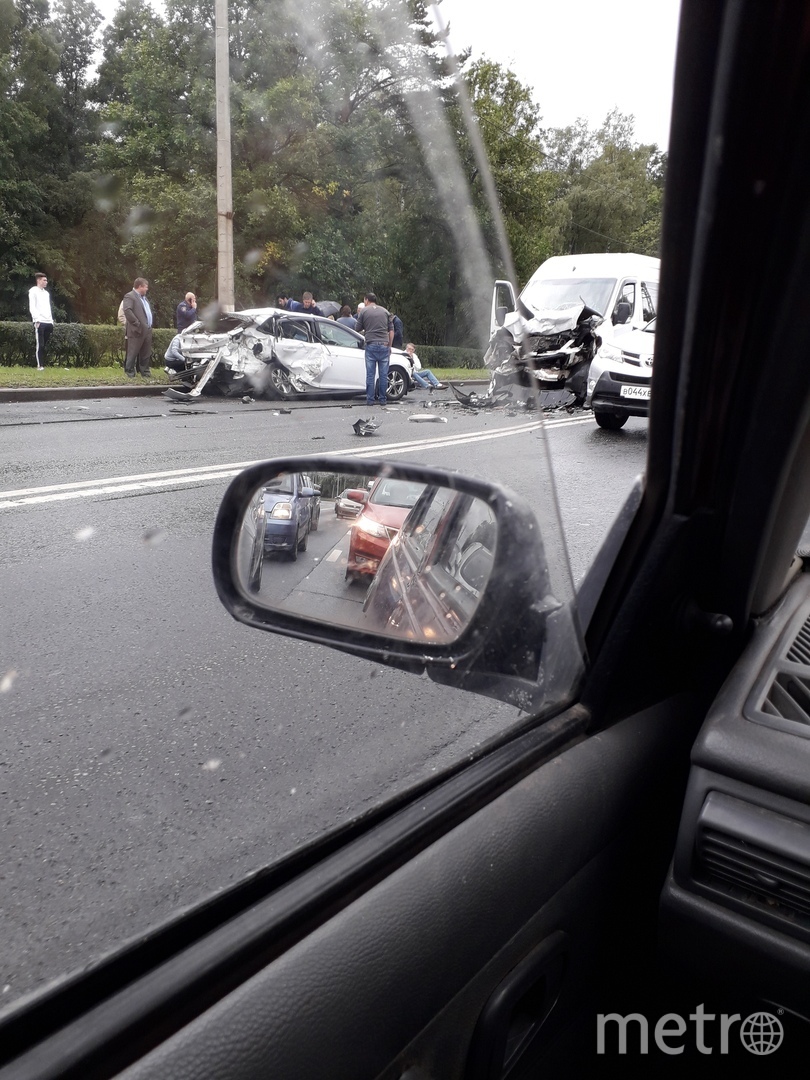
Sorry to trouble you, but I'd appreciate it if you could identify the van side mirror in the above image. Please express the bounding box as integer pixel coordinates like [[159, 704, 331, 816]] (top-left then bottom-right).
[[495, 305, 508, 327]]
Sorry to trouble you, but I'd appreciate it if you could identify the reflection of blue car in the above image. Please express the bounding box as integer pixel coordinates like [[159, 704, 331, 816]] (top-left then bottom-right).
[[263, 473, 317, 561]]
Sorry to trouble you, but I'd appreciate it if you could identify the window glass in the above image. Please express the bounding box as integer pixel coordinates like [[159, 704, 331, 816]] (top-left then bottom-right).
[[320, 322, 361, 348], [641, 282, 658, 322], [401, 485, 457, 564], [265, 473, 297, 494], [280, 319, 312, 341], [522, 276, 617, 317], [370, 479, 426, 509], [0, 0, 675, 1008]]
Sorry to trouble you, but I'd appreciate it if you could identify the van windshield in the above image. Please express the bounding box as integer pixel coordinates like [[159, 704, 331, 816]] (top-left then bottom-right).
[[521, 277, 617, 318]]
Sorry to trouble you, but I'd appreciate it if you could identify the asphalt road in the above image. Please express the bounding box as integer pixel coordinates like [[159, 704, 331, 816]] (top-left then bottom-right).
[[0, 391, 648, 1007]]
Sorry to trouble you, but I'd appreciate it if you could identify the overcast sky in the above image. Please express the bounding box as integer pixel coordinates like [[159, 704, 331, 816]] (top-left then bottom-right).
[[434, 0, 681, 148], [90, 0, 681, 149]]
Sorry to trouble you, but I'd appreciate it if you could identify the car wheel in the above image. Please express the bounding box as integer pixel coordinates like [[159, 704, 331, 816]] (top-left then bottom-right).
[[268, 361, 296, 400], [594, 411, 629, 430], [298, 525, 308, 552], [311, 506, 319, 532], [386, 366, 408, 402]]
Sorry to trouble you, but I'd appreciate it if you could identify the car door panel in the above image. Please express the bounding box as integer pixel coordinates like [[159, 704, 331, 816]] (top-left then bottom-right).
[[107, 697, 700, 1080], [317, 323, 367, 389]]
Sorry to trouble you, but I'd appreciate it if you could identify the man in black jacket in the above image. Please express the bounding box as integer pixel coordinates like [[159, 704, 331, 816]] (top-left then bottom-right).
[[176, 293, 197, 331]]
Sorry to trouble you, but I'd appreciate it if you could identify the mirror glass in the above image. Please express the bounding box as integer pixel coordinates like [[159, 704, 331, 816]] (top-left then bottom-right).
[[233, 470, 497, 644]]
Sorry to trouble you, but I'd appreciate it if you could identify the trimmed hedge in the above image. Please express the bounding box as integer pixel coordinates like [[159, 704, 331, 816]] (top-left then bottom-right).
[[0, 322, 484, 370], [0, 322, 175, 368], [414, 345, 485, 370]]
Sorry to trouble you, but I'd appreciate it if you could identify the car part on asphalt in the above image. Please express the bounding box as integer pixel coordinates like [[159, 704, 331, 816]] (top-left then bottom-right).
[[353, 417, 381, 436]]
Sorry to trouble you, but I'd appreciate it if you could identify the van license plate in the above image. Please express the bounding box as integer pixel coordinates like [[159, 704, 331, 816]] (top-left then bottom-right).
[[620, 385, 651, 400]]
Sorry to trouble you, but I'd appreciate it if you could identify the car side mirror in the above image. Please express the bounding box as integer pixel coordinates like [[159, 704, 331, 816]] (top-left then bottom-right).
[[213, 458, 582, 710], [495, 305, 508, 327]]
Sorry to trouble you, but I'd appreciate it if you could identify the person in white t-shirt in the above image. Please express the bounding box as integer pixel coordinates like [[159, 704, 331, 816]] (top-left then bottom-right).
[[28, 273, 54, 370]]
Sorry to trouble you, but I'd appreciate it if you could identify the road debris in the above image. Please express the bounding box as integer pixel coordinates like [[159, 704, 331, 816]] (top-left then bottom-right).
[[352, 417, 381, 436]]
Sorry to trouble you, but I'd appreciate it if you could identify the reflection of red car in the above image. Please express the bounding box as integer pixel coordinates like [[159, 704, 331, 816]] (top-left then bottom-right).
[[345, 478, 425, 583]]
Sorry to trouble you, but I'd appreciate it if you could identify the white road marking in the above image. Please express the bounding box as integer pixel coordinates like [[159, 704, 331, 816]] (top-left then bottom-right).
[[0, 413, 594, 510], [325, 548, 343, 562]]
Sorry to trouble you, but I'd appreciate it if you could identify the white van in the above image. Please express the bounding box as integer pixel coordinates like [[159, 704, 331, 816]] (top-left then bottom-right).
[[489, 253, 660, 405]]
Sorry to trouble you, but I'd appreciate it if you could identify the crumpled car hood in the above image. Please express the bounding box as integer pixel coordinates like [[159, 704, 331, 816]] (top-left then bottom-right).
[[502, 302, 597, 344]]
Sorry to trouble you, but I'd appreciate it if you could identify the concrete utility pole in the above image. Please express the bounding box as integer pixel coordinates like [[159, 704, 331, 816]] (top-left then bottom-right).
[[214, 0, 235, 311]]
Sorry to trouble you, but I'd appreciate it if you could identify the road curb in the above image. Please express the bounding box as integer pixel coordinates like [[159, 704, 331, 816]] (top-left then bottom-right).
[[0, 384, 169, 403], [0, 380, 491, 405]]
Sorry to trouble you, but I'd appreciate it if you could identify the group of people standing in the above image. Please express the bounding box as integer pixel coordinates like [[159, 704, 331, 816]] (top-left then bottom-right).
[[27, 276, 444, 395]]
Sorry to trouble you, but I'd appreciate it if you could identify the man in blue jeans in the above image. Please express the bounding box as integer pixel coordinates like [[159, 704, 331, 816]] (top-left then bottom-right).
[[405, 343, 446, 389], [354, 293, 394, 406]]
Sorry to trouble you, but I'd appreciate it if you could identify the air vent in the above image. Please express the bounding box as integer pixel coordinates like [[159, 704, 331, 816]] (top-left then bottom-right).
[[746, 603, 810, 732], [786, 615, 810, 665], [761, 671, 810, 724], [696, 793, 810, 921]]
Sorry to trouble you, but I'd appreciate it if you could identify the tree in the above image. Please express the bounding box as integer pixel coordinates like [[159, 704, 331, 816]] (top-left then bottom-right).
[[542, 111, 666, 257], [51, 0, 102, 166], [462, 60, 553, 289], [0, 0, 64, 318]]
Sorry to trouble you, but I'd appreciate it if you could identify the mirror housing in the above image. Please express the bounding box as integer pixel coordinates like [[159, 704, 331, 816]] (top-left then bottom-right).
[[212, 457, 574, 709]]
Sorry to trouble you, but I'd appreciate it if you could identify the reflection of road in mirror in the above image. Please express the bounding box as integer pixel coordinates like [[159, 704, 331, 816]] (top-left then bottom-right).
[[235, 473, 497, 645], [259, 507, 372, 626]]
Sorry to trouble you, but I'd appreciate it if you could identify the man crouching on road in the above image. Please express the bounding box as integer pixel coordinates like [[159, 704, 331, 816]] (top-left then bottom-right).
[[355, 293, 393, 406], [122, 278, 154, 378]]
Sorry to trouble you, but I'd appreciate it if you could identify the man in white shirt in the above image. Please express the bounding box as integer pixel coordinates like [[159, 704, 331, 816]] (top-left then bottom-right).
[[28, 273, 54, 370]]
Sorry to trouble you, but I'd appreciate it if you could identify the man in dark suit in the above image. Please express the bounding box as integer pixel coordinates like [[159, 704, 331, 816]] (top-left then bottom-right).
[[122, 277, 154, 378]]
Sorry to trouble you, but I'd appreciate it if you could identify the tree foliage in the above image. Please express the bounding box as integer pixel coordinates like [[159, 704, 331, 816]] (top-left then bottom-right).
[[1, 0, 666, 341]]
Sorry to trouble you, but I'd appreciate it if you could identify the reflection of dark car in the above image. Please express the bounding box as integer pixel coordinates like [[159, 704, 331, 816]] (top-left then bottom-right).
[[236, 488, 266, 593], [345, 478, 425, 583], [362, 487, 496, 640], [263, 473, 317, 561], [176, 308, 419, 401], [335, 489, 364, 519]]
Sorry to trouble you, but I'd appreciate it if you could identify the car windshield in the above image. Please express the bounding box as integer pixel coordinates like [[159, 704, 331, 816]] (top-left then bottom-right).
[[265, 475, 295, 495], [370, 480, 426, 509], [644, 318, 657, 333], [521, 277, 617, 317], [0, 0, 678, 1012]]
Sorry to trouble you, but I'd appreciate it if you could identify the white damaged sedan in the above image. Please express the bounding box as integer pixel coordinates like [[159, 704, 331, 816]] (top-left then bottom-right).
[[165, 307, 420, 403]]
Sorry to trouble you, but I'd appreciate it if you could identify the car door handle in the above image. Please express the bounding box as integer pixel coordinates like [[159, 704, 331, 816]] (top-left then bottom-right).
[[465, 931, 568, 1080]]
